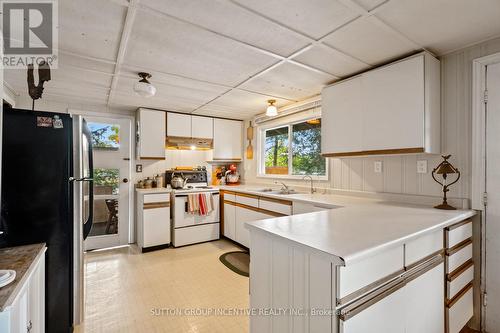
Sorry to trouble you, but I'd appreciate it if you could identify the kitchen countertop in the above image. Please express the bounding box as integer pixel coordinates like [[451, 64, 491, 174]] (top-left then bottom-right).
[[135, 187, 172, 194], [0, 243, 46, 311], [220, 185, 476, 265]]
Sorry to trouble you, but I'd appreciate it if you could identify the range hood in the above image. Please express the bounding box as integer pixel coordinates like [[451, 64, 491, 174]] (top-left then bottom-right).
[[166, 136, 213, 150]]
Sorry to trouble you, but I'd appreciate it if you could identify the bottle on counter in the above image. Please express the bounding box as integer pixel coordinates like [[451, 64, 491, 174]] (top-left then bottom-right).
[[154, 174, 164, 188]]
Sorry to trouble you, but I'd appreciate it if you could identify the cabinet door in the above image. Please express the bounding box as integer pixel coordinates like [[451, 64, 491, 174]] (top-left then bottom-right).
[[362, 56, 424, 151], [224, 202, 236, 240], [143, 207, 171, 247], [192, 116, 213, 139], [235, 206, 254, 247], [166, 112, 191, 137], [341, 286, 406, 333], [213, 119, 242, 160], [28, 257, 45, 333], [321, 76, 363, 154], [10, 286, 29, 333], [138, 109, 166, 159], [405, 263, 444, 333]]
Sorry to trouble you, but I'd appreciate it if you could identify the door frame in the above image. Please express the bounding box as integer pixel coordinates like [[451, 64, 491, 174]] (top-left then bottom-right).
[[69, 109, 136, 245], [471, 52, 500, 331]]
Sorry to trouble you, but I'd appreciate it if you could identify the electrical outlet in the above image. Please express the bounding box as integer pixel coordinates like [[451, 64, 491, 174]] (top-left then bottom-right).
[[417, 160, 427, 174], [136, 164, 143, 173], [374, 161, 383, 173]]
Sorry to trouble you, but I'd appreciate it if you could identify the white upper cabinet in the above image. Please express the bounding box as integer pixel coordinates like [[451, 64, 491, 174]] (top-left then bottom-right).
[[213, 118, 242, 160], [321, 52, 440, 157], [166, 112, 191, 137], [166, 113, 214, 139], [321, 76, 363, 154], [191, 115, 213, 139], [137, 108, 166, 160]]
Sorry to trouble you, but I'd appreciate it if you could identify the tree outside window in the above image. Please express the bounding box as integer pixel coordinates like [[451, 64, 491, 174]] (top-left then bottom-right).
[[262, 118, 326, 177]]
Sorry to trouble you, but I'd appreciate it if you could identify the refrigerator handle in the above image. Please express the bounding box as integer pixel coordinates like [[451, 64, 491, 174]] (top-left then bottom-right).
[[82, 119, 94, 240]]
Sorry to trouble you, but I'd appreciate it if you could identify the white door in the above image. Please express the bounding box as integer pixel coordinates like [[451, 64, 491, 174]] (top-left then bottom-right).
[[486, 61, 500, 332], [84, 116, 132, 250]]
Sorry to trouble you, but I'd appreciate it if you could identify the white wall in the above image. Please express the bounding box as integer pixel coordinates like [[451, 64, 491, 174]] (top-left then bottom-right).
[[243, 36, 500, 204]]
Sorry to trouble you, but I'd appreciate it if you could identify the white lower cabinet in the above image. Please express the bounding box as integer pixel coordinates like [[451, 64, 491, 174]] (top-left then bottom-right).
[[235, 206, 254, 248], [0, 250, 45, 333], [405, 263, 444, 333], [340, 286, 406, 333], [340, 261, 444, 333], [223, 201, 236, 240], [136, 192, 171, 250]]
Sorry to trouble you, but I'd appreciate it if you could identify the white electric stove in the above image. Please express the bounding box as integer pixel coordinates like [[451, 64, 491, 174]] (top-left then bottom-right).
[[165, 170, 220, 247]]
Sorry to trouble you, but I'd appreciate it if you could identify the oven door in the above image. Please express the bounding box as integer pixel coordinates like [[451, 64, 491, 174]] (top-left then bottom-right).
[[174, 193, 220, 227]]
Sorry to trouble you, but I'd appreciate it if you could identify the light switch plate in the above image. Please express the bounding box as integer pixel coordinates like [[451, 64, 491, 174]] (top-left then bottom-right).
[[374, 161, 383, 173], [417, 160, 427, 174], [136, 164, 143, 173]]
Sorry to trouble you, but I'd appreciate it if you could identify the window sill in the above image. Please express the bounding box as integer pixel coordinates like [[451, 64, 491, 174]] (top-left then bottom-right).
[[256, 174, 329, 181]]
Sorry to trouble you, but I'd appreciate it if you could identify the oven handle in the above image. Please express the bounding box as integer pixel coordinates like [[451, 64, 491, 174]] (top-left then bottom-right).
[[175, 192, 220, 212], [175, 193, 220, 198]]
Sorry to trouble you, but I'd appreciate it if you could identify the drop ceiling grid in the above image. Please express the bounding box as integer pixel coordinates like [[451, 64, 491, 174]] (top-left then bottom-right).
[[5, 0, 500, 119]]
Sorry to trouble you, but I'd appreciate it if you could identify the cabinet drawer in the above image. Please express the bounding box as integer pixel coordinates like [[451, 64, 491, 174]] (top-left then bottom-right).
[[144, 193, 170, 203], [337, 246, 404, 303], [259, 197, 292, 216], [405, 230, 443, 267], [222, 191, 236, 202], [447, 261, 474, 300], [446, 221, 472, 249], [235, 193, 259, 208], [446, 240, 472, 274], [447, 284, 473, 333]]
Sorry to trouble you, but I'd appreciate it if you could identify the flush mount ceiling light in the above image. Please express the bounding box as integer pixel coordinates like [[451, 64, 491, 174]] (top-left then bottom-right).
[[266, 99, 278, 117], [134, 72, 156, 98]]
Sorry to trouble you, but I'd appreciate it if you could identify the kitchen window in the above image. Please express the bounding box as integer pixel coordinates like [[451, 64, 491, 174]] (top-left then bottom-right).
[[259, 118, 327, 179]]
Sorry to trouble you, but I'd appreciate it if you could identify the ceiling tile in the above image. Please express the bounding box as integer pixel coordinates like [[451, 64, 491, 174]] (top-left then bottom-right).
[[322, 16, 418, 65], [140, 0, 310, 57], [239, 62, 336, 100], [4, 64, 111, 103], [59, 0, 127, 61], [57, 52, 116, 74], [375, 0, 500, 54], [194, 89, 292, 119], [352, 0, 387, 11], [124, 10, 278, 86], [111, 74, 229, 113], [232, 0, 359, 39], [293, 45, 370, 77]]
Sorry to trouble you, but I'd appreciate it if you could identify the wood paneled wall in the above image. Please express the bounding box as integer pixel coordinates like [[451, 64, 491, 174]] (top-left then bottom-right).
[[243, 37, 500, 202]]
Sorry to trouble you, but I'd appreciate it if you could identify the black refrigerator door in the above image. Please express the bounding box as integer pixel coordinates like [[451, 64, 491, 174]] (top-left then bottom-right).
[[81, 119, 94, 240], [1, 108, 73, 333]]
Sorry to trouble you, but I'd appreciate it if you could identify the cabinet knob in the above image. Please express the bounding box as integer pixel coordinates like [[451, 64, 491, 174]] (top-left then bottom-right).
[[123, 178, 129, 183]]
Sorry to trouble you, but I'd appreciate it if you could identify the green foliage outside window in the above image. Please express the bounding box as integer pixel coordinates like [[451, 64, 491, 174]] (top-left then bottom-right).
[[263, 119, 326, 176], [94, 168, 119, 194], [89, 123, 120, 149]]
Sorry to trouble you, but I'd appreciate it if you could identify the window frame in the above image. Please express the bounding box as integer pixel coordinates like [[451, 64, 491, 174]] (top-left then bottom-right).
[[257, 116, 329, 180]]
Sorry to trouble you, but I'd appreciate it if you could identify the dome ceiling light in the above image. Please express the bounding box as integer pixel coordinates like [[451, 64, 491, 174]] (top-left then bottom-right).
[[134, 72, 156, 98], [266, 99, 278, 117]]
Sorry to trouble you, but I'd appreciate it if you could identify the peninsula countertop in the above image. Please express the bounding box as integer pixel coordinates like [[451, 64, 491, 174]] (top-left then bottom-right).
[[0, 243, 46, 311], [220, 186, 476, 265]]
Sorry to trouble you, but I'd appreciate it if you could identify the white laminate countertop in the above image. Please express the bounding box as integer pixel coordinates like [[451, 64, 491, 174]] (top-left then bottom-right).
[[220, 185, 476, 266], [135, 187, 172, 195]]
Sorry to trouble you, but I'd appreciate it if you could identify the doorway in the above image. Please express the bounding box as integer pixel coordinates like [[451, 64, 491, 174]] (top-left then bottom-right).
[[84, 116, 132, 251], [482, 58, 500, 332]]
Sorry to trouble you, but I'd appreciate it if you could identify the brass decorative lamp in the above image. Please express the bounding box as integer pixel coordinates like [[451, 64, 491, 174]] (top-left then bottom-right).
[[431, 155, 461, 210]]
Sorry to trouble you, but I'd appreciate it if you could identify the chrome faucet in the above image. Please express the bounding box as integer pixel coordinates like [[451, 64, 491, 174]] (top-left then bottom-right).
[[274, 181, 289, 193], [302, 175, 316, 194]]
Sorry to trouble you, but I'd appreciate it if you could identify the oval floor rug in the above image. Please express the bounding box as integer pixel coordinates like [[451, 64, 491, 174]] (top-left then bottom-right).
[[219, 251, 249, 277]]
